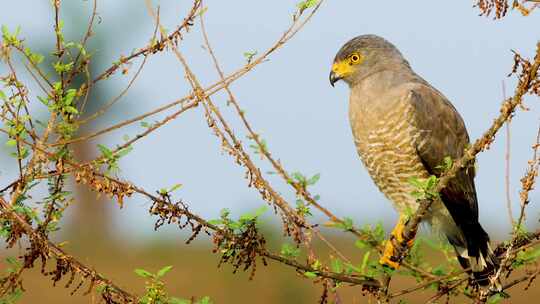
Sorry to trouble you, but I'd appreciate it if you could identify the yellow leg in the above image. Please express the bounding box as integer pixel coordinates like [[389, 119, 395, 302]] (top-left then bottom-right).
[[379, 214, 416, 269]]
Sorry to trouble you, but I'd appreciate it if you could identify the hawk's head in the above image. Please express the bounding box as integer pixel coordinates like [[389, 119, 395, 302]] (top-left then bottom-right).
[[329, 35, 408, 87]]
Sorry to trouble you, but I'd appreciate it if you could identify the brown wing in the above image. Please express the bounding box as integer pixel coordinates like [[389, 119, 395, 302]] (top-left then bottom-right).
[[407, 85, 479, 222]]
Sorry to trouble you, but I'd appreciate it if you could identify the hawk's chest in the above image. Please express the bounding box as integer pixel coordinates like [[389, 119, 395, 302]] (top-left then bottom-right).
[[349, 96, 418, 156], [348, 95, 429, 209]]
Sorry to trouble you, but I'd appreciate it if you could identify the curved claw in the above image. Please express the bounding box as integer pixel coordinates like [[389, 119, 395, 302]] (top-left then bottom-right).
[[378, 215, 416, 269]]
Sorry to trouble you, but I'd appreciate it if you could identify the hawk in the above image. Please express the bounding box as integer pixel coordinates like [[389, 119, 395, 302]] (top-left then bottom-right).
[[329, 35, 497, 284]]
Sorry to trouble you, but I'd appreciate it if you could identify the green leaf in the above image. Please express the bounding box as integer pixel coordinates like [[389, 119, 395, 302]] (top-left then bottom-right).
[[355, 239, 368, 249], [37, 96, 49, 106], [97, 144, 113, 159], [307, 173, 320, 185], [431, 265, 447, 276], [63, 89, 77, 105], [254, 205, 268, 217], [207, 219, 223, 226], [169, 297, 190, 304], [220, 208, 230, 219], [134, 268, 153, 278], [156, 265, 173, 278], [64, 106, 79, 114], [297, 0, 318, 12], [331, 258, 343, 273], [1, 25, 9, 39], [239, 212, 255, 222], [360, 251, 371, 274], [30, 52, 44, 64], [19, 146, 29, 159], [304, 271, 317, 279], [408, 177, 424, 189], [53, 61, 74, 73], [291, 172, 305, 183], [116, 146, 133, 158], [5, 139, 17, 147], [197, 296, 212, 304], [243, 50, 257, 63], [280, 243, 300, 259], [487, 292, 510, 304], [169, 183, 183, 193], [0, 90, 6, 101]]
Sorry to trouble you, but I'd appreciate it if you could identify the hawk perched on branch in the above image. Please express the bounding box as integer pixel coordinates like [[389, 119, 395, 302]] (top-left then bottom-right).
[[329, 35, 497, 284]]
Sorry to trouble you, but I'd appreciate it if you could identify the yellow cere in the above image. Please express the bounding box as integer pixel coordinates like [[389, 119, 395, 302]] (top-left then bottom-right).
[[331, 53, 362, 78]]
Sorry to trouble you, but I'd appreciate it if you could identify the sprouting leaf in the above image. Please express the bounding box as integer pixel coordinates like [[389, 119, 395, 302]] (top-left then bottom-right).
[[355, 239, 368, 249], [97, 144, 113, 159], [360, 251, 371, 274], [1, 25, 9, 39], [436, 156, 453, 172], [254, 205, 268, 217], [307, 173, 320, 185], [116, 146, 133, 158], [331, 258, 343, 273], [134, 268, 153, 278], [53, 61, 74, 73], [304, 271, 317, 279], [207, 219, 223, 226], [64, 106, 79, 114], [156, 265, 173, 278], [169, 184, 182, 192], [197, 296, 213, 304], [5, 139, 17, 147], [297, 0, 318, 13], [280, 243, 300, 259], [220, 208, 230, 218], [37, 96, 49, 106], [487, 292, 510, 304], [292, 172, 305, 183], [63, 88, 77, 105], [168, 297, 190, 304], [243, 50, 257, 64]]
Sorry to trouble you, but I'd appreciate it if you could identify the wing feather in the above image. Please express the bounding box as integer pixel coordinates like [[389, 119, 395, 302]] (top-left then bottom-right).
[[407, 85, 479, 222]]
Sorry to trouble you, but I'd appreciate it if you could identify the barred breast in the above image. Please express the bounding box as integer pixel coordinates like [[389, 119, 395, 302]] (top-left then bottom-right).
[[349, 89, 429, 213]]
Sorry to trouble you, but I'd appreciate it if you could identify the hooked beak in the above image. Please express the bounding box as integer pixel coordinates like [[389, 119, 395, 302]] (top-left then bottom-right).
[[330, 60, 351, 87], [329, 70, 341, 87]]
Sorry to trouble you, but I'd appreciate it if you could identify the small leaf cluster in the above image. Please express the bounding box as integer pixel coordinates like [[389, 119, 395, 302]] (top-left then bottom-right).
[[512, 247, 540, 268], [409, 175, 439, 200], [297, 0, 318, 13], [280, 243, 300, 259], [208, 206, 267, 233], [1, 25, 21, 47], [135, 266, 211, 304], [289, 171, 320, 190], [96, 144, 133, 173]]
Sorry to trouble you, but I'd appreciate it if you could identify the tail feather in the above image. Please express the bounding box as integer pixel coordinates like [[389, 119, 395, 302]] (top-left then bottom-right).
[[448, 222, 499, 286]]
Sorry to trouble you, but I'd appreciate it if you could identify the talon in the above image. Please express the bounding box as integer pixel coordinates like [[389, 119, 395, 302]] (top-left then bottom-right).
[[379, 240, 400, 269], [378, 215, 416, 269], [392, 216, 415, 247]]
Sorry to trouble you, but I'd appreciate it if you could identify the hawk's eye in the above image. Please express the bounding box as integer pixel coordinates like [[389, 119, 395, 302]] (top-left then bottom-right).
[[349, 53, 361, 64]]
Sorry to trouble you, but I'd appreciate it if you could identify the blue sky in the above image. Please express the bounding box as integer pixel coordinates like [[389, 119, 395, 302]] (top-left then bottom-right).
[[1, 1, 539, 240]]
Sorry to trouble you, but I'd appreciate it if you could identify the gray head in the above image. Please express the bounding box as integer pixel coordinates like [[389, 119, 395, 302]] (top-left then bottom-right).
[[329, 35, 409, 87]]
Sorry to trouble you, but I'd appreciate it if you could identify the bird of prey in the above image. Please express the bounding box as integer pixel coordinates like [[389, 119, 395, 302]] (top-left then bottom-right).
[[329, 35, 497, 284]]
